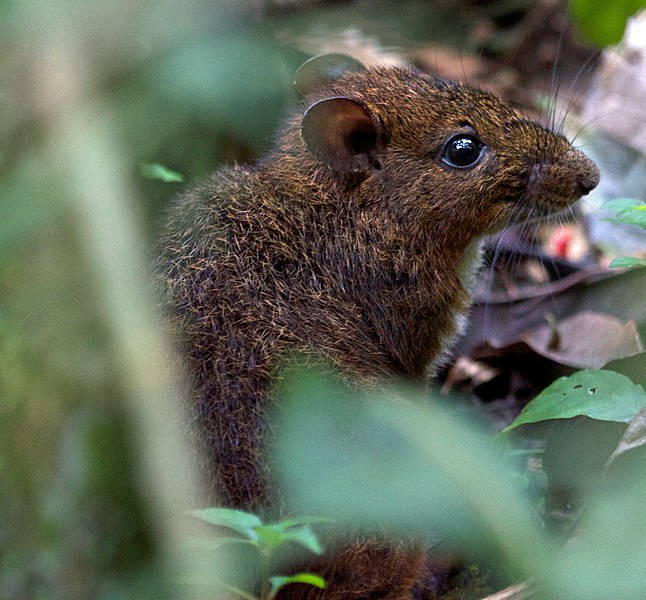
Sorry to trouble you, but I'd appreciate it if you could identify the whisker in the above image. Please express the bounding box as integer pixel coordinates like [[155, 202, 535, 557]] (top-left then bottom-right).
[[547, 26, 566, 133], [559, 49, 600, 137], [569, 106, 615, 146], [480, 200, 533, 332]]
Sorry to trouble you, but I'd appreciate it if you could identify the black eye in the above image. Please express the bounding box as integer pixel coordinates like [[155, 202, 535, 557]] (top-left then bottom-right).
[[441, 134, 484, 169]]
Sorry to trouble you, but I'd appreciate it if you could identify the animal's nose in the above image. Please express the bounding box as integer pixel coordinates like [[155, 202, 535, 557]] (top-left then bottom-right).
[[575, 171, 598, 196], [569, 149, 600, 197]]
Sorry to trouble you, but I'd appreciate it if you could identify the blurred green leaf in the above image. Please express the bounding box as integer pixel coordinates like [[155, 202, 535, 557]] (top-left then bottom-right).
[[140, 163, 184, 183], [550, 448, 646, 599], [607, 212, 646, 228], [274, 368, 549, 578], [609, 256, 646, 269], [185, 509, 326, 598], [603, 198, 643, 214], [191, 508, 326, 556], [269, 573, 325, 599], [149, 33, 296, 150], [569, 0, 642, 46], [505, 370, 646, 431], [191, 508, 263, 541], [272, 516, 333, 529], [0, 155, 65, 253], [604, 198, 646, 230], [254, 524, 324, 555]]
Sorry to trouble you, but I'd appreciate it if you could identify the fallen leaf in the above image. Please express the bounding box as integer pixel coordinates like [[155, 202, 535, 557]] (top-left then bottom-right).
[[522, 312, 643, 369]]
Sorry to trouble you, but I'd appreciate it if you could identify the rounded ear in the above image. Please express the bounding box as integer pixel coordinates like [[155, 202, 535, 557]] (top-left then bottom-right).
[[301, 97, 385, 173], [295, 54, 367, 96]]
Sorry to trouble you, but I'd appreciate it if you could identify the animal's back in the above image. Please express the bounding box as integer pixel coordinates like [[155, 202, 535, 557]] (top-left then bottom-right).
[[159, 162, 427, 508]]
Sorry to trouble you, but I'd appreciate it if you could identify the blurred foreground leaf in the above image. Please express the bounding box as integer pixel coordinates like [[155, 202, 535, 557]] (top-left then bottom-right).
[[273, 368, 549, 579], [607, 210, 646, 228], [140, 163, 185, 183], [551, 448, 646, 599], [274, 366, 646, 599], [255, 524, 322, 555]]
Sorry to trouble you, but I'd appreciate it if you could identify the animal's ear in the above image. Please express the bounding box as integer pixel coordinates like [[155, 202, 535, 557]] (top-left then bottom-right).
[[301, 96, 385, 173], [295, 53, 367, 96]]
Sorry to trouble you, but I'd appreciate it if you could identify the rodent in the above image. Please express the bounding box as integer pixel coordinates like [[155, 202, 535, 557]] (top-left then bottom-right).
[[157, 54, 599, 599]]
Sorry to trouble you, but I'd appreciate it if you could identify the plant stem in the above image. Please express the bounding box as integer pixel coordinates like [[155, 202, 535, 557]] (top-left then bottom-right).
[[259, 550, 272, 600]]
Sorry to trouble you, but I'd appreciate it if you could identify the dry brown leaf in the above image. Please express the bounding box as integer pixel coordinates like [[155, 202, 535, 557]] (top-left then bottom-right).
[[522, 311, 643, 369]]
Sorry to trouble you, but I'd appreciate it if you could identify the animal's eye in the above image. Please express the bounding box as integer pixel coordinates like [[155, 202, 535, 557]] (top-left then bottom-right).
[[441, 134, 484, 169]]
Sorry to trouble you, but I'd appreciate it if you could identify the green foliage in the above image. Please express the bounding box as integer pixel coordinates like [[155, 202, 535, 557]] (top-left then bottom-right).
[[606, 203, 646, 228], [269, 575, 325, 600], [504, 369, 646, 431], [273, 365, 646, 599], [0, 223, 165, 599], [189, 508, 327, 600], [504, 369, 646, 529], [569, 0, 643, 46], [273, 369, 550, 576], [193, 507, 263, 536], [604, 197, 644, 214], [610, 256, 646, 268], [192, 508, 327, 556], [140, 163, 185, 183], [604, 199, 646, 269]]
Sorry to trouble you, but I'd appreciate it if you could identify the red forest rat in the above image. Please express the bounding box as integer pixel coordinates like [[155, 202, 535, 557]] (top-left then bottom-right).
[[158, 54, 599, 599]]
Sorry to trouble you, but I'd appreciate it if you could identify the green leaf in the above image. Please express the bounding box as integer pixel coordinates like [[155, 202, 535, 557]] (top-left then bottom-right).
[[569, 0, 643, 46], [191, 507, 263, 540], [277, 526, 324, 555], [253, 524, 323, 555], [140, 162, 185, 182], [248, 525, 285, 550], [609, 257, 646, 269], [603, 199, 646, 229], [504, 370, 646, 431], [607, 212, 646, 228], [549, 440, 646, 598], [269, 574, 325, 599], [271, 516, 334, 529], [603, 197, 642, 215], [273, 369, 549, 580]]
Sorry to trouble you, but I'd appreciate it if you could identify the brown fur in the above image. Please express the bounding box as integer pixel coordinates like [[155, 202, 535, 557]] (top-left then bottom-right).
[[157, 59, 598, 598]]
